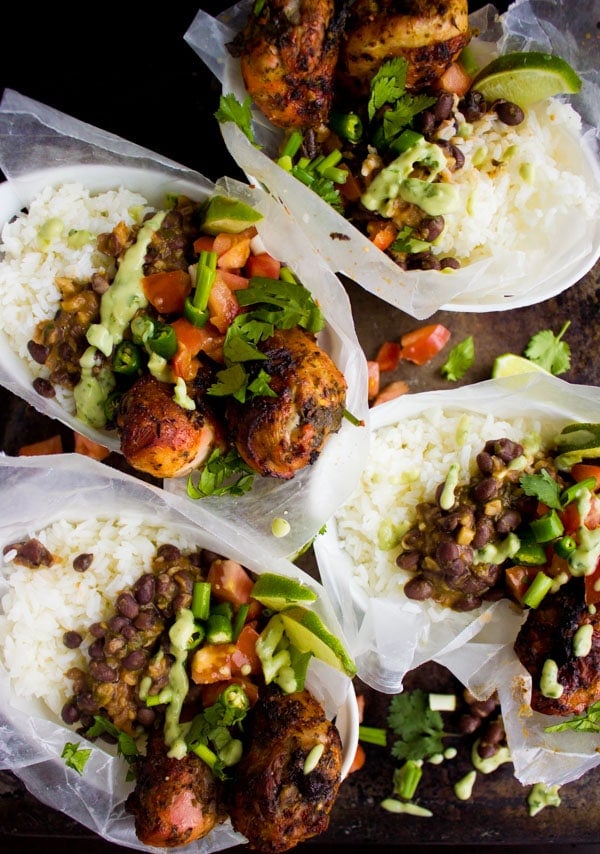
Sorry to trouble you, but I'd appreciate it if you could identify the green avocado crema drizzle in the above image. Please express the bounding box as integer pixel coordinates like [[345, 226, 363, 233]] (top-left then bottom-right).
[[73, 210, 167, 428]]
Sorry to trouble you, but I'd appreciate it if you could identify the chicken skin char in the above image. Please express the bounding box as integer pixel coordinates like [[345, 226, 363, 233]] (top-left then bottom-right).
[[225, 688, 343, 852], [126, 727, 228, 848], [514, 578, 600, 717], [226, 326, 347, 479], [117, 372, 226, 479], [338, 0, 471, 95], [230, 0, 349, 129]]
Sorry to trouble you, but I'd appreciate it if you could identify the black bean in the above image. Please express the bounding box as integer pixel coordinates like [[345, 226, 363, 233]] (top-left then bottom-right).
[[89, 661, 118, 683], [104, 636, 126, 656], [123, 649, 146, 670], [136, 707, 156, 727], [486, 438, 523, 463], [32, 377, 56, 398], [453, 594, 482, 611], [76, 691, 99, 714], [439, 512, 461, 532], [88, 638, 105, 660], [404, 576, 434, 601], [63, 630, 83, 649], [496, 509, 521, 533], [156, 543, 181, 562], [472, 518, 494, 549], [108, 614, 129, 633], [472, 477, 498, 502], [458, 713, 481, 734], [419, 216, 445, 242], [116, 592, 140, 620], [121, 623, 137, 640], [89, 621, 106, 639], [436, 539, 461, 566], [61, 702, 81, 725], [406, 252, 441, 271], [440, 257, 460, 270], [476, 451, 494, 474], [418, 109, 436, 135], [460, 90, 487, 122], [494, 99, 524, 126], [134, 573, 156, 605], [396, 550, 420, 572], [134, 609, 159, 631], [27, 340, 49, 364], [173, 569, 194, 594], [434, 92, 454, 121], [73, 553, 93, 572]]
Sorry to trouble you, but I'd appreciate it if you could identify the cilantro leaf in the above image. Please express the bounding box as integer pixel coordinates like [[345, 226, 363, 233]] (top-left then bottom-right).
[[382, 94, 437, 141], [368, 58, 409, 119], [209, 363, 249, 402], [237, 277, 325, 333], [187, 448, 255, 497], [545, 700, 600, 733], [441, 336, 475, 382], [387, 690, 446, 762], [61, 741, 92, 775], [84, 715, 140, 781], [214, 93, 258, 146], [524, 321, 571, 375], [519, 468, 562, 510]]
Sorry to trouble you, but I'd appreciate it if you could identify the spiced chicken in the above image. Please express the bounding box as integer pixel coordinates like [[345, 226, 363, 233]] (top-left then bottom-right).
[[514, 578, 600, 717], [225, 688, 344, 852], [229, 0, 349, 129], [226, 326, 347, 479], [337, 0, 471, 95]]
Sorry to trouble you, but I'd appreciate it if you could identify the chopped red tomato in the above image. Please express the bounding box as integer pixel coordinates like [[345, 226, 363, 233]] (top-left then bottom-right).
[[368, 221, 397, 252], [193, 235, 215, 254], [191, 643, 235, 684], [18, 435, 63, 456], [207, 559, 255, 606], [373, 380, 410, 406], [171, 318, 224, 379], [347, 743, 366, 775], [571, 464, 600, 490], [399, 323, 451, 366], [560, 493, 600, 534], [376, 340, 402, 372], [434, 61, 473, 96], [216, 268, 249, 291], [73, 432, 110, 461], [367, 360, 380, 401], [200, 676, 260, 708], [244, 252, 281, 280], [231, 624, 262, 676], [142, 269, 191, 315], [208, 278, 241, 334], [504, 565, 539, 604]]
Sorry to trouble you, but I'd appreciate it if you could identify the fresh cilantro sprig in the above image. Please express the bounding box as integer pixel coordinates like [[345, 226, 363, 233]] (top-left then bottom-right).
[[61, 741, 92, 775], [545, 700, 600, 733], [387, 689, 446, 762], [441, 336, 475, 382], [368, 57, 436, 145], [215, 93, 258, 146], [86, 715, 140, 781], [519, 468, 562, 510], [187, 447, 255, 498], [524, 321, 571, 375]]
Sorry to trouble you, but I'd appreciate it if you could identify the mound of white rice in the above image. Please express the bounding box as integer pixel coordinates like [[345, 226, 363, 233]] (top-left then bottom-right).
[[0, 183, 151, 412], [433, 99, 600, 266], [0, 514, 200, 718], [334, 407, 542, 601]]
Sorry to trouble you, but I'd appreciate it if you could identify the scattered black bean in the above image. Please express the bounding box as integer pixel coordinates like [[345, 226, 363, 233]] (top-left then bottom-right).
[[404, 575, 434, 601], [27, 340, 49, 364], [116, 592, 140, 620], [61, 702, 81, 725], [87, 638, 105, 661], [63, 630, 83, 649], [32, 377, 56, 398], [88, 661, 118, 683], [493, 99, 524, 126], [122, 649, 146, 671], [134, 573, 156, 605], [73, 553, 93, 572]]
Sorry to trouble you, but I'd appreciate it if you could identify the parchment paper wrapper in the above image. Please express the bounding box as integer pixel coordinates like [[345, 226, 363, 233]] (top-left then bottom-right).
[[0, 90, 370, 561], [184, 0, 600, 317], [314, 371, 600, 787], [0, 454, 358, 852]]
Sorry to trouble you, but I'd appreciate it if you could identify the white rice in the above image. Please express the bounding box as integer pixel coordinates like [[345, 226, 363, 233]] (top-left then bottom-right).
[[334, 407, 542, 601], [0, 183, 151, 412], [0, 514, 200, 718], [431, 99, 600, 265]]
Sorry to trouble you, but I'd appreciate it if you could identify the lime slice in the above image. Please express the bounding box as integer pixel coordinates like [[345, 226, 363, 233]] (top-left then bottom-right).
[[201, 195, 263, 235], [279, 606, 357, 677], [472, 51, 582, 108], [492, 353, 551, 378], [252, 572, 317, 611]]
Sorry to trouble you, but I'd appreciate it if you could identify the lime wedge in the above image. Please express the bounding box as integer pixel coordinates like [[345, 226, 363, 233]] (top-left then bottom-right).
[[201, 195, 263, 235], [252, 572, 317, 611], [279, 606, 357, 677], [492, 353, 551, 379], [472, 51, 582, 108]]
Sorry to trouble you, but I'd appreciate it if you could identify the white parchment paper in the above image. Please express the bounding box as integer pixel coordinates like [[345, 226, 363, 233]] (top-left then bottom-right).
[[0, 454, 357, 852], [184, 0, 600, 316], [314, 371, 600, 786], [0, 90, 370, 562]]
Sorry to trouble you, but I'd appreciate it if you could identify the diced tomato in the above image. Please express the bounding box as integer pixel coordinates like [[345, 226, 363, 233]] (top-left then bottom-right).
[[336, 165, 362, 203], [213, 228, 257, 270], [368, 221, 397, 252], [193, 235, 215, 254], [585, 557, 600, 605], [216, 268, 249, 291], [18, 435, 63, 456], [434, 61, 473, 96], [208, 278, 241, 334], [244, 252, 281, 280], [399, 323, 451, 366], [191, 643, 235, 684], [373, 380, 410, 406], [142, 269, 191, 315], [367, 360, 380, 401], [560, 492, 600, 534], [347, 743, 366, 775], [376, 340, 402, 372], [73, 432, 110, 461], [171, 318, 224, 379], [200, 676, 260, 708], [504, 564, 540, 604], [207, 558, 255, 606], [231, 624, 262, 676], [571, 464, 600, 490]]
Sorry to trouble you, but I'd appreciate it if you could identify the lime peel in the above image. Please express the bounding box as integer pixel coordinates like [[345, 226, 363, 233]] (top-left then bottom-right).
[[279, 606, 357, 677], [492, 353, 551, 379], [472, 51, 582, 108], [251, 572, 317, 611]]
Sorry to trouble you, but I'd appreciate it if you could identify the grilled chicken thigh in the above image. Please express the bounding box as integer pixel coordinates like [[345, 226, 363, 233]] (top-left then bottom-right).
[[126, 727, 227, 848], [514, 578, 600, 717], [229, 0, 349, 129], [226, 689, 343, 852], [226, 326, 347, 479], [117, 373, 225, 479], [338, 0, 470, 94]]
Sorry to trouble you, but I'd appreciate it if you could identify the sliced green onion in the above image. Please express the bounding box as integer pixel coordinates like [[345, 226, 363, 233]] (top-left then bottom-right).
[[191, 581, 211, 621], [530, 509, 564, 543], [358, 725, 387, 746], [522, 571, 553, 608], [184, 250, 217, 328]]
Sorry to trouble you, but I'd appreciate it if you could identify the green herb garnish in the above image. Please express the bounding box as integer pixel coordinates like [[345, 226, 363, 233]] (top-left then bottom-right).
[[187, 447, 255, 497], [524, 321, 571, 375], [61, 742, 92, 775], [215, 93, 258, 146], [387, 689, 446, 762], [86, 715, 140, 781], [545, 700, 600, 733], [441, 336, 475, 382]]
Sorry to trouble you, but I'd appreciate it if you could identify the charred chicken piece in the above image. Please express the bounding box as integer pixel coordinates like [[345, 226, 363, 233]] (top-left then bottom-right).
[[117, 373, 226, 479], [514, 578, 600, 717], [226, 326, 347, 479], [126, 727, 227, 848], [225, 688, 343, 852], [229, 0, 349, 129], [338, 0, 470, 95]]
